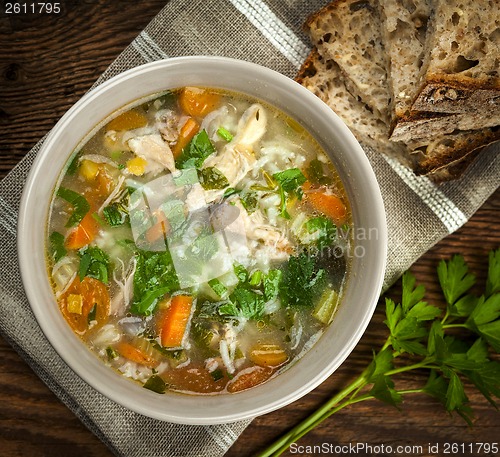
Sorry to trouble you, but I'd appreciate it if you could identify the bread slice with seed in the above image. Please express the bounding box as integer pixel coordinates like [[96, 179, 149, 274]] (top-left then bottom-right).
[[305, 0, 391, 122], [296, 48, 499, 180], [378, 0, 431, 121], [410, 0, 500, 114]]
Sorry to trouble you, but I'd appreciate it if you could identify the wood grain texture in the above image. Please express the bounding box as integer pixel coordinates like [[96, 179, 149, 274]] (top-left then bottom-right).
[[0, 1, 499, 456]]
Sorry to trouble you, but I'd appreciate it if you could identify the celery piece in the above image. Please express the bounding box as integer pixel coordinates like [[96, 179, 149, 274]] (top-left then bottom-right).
[[217, 126, 233, 142], [313, 288, 339, 325], [208, 278, 229, 299]]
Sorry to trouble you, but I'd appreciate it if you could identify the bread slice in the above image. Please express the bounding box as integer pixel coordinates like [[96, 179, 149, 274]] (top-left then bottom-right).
[[378, 0, 431, 121], [410, 0, 500, 113], [296, 48, 499, 180], [379, 0, 500, 140], [305, 0, 391, 122], [296, 48, 410, 162], [391, 109, 500, 141]]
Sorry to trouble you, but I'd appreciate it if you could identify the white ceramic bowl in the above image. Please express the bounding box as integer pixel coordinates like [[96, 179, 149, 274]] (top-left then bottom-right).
[[18, 57, 386, 424]]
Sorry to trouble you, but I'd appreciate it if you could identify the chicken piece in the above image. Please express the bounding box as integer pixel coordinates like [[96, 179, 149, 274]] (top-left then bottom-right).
[[233, 200, 291, 261], [127, 134, 176, 175], [203, 104, 267, 202]]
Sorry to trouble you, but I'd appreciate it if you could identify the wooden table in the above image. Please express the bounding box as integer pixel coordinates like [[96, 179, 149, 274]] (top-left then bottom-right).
[[1, 2, 498, 456]]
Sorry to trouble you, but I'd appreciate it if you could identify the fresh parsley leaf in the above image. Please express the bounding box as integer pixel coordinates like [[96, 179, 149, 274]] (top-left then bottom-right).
[[369, 375, 403, 408], [56, 187, 90, 227], [176, 130, 216, 169], [198, 167, 229, 190], [49, 231, 67, 263], [486, 249, 500, 297], [280, 252, 325, 307], [78, 246, 111, 284], [304, 216, 337, 250], [445, 371, 473, 425], [66, 153, 80, 175], [366, 347, 394, 383], [103, 203, 127, 226], [227, 285, 265, 319], [240, 191, 258, 213], [438, 255, 476, 306], [401, 271, 426, 314], [306, 159, 332, 185], [233, 263, 248, 283], [273, 168, 306, 219], [263, 269, 282, 301], [208, 278, 228, 299], [131, 249, 179, 315]]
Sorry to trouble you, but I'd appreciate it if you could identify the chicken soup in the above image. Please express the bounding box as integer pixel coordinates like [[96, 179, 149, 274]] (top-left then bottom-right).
[[47, 87, 352, 394]]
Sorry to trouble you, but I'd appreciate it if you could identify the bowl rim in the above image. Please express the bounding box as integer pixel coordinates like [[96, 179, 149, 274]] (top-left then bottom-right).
[[18, 56, 387, 424]]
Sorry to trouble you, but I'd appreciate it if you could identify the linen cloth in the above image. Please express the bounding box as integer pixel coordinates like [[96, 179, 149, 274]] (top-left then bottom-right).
[[0, 0, 499, 456]]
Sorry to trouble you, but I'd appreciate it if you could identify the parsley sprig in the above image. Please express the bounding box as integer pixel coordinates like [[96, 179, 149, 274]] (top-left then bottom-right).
[[258, 250, 500, 456]]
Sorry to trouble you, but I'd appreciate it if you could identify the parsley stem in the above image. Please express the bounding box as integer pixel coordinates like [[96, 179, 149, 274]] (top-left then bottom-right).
[[385, 361, 439, 376], [257, 371, 370, 457], [442, 323, 468, 329]]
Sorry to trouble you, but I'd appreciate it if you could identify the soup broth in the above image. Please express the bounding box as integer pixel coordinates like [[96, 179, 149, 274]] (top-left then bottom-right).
[[47, 87, 352, 395]]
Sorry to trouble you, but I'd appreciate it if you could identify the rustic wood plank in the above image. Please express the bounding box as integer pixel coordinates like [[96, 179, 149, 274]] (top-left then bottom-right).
[[1, 1, 499, 456]]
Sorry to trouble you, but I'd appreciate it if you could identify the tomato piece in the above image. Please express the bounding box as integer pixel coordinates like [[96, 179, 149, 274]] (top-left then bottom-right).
[[59, 277, 110, 335]]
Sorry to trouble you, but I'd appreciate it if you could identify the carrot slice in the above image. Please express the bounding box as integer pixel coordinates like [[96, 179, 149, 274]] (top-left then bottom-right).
[[116, 342, 158, 368], [106, 110, 147, 131], [160, 295, 193, 348], [59, 277, 110, 334], [64, 211, 99, 250], [178, 87, 220, 117], [305, 190, 347, 225], [145, 210, 171, 244], [172, 118, 199, 158]]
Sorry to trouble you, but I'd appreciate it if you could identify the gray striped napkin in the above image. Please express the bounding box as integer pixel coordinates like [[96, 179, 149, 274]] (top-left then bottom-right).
[[0, 1, 499, 456]]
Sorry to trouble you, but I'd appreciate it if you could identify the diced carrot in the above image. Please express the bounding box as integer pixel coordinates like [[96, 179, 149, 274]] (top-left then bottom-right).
[[116, 342, 158, 368], [172, 118, 199, 158], [160, 295, 193, 348], [145, 210, 170, 244], [305, 190, 347, 225], [106, 110, 147, 131], [178, 87, 220, 117], [64, 211, 99, 250], [227, 366, 274, 393], [249, 344, 288, 367], [59, 277, 110, 334]]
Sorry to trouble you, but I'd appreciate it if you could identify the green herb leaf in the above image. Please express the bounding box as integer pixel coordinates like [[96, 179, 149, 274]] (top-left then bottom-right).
[[366, 348, 394, 383], [369, 376, 403, 408], [304, 216, 337, 250], [57, 187, 90, 227], [240, 191, 258, 213], [66, 153, 80, 175], [263, 269, 282, 301], [103, 203, 127, 226], [198, 167, 230, 190], [280, 253, 325, 308], [445, 371, 473, 425], [227, 285, 265, 319], [208, 278, 228, 299], [306, 159, 332, 186], [143, 375, 167, 394], [49, 231, 67, 262], [273, 168, 306, 219], [131, 249, 180, 315], [78, 246, 111, 284], [486, 249, 500, 297], [438, 255, 476, 306], [177, 130, 216, 169]]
